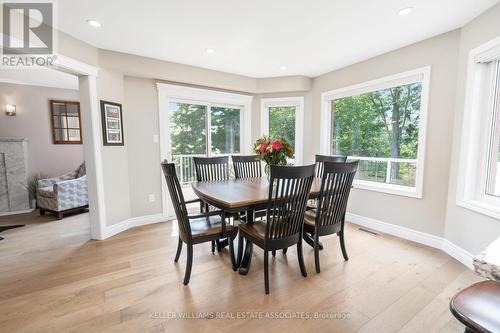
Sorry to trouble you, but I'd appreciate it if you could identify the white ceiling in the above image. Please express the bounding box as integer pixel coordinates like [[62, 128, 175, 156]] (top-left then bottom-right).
[[56, 0, 500, 78], [0, 68, 78, 90]]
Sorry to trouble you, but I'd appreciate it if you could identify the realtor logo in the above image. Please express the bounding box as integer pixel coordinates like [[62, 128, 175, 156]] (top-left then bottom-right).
[[1, 1, 56, 67]]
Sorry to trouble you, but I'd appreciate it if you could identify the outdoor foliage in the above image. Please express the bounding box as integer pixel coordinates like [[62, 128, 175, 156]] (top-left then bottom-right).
[[170, 103, 240, 155], [269, 106, 296, 157], [332, 82, 422, 185], [170, 102, 207, 155]]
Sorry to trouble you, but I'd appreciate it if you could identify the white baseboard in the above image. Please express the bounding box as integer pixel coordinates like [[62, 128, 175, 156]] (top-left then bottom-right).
[[0, 208, 35, 217], [346, 212, 474, 269], [102, 213, 170, 239], [441, 239, 474, 269]]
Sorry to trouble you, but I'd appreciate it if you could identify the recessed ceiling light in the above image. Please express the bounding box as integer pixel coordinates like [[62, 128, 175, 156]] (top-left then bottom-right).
[[398, 7, 413, 16], [205, 48, 215, 54], [280, 66, 287, 71], [86, 19, 102, 28]]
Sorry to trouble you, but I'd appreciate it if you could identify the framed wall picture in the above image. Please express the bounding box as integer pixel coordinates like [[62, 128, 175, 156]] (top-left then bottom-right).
[[100, 100, 124, 146], [50, 100, 83, 144]]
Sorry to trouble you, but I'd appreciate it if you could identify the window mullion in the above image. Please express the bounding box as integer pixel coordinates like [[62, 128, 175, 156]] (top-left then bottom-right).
[[206, 103, 212, 157]]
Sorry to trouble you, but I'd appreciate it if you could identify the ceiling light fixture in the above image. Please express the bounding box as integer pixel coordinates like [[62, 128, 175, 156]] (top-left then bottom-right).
[[280, 66, 287, 71], [205, 48, 215, 54], [86, 19, 102, 28], [398, 7, 413, 16]]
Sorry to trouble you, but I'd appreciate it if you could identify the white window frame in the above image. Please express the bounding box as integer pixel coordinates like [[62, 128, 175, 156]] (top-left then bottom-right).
[[156, 83, 253, 217], [260, 97, 304, 165], [320, 67, 431, 198], [456, 36, 500, 220]]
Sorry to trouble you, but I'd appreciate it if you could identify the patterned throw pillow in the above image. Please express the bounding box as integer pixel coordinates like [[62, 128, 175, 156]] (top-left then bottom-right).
[[76, 162, 86, 178]]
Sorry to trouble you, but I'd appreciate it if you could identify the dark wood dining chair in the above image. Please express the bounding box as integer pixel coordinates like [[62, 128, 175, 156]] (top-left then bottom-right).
[[315, 154, 347, 178], [193, 156, 230, 182], [232, 155, 265, 222], [232, 155, 262, 179], [161, 161, 238, 285], [305, 160, 358, 273], [237, 164, 316, 294], [193, 156, 233, 252]]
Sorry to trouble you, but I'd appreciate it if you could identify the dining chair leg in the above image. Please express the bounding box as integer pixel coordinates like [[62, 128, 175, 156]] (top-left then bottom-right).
[[174, 237, 182, 262], [216, 239, 222, 253], [339, 229, 349, 261], [283, 247, 288, 254], [211, 240, 215, 254], [228, 237, 237, 271], [237, 232, 244, 267], [183, 244, 193, 285], [272, 250, 276, 257], [264, 250, 270, 294], [314, 234, 321, 273], [297, 240, 307, 277]]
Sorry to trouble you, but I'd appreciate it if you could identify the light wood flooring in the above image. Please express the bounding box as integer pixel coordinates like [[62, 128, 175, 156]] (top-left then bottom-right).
[[0, 211, 483, 333]]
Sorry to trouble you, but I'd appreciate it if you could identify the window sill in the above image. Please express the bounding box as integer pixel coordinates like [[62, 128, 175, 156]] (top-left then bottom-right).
[[353, 180, 422, 199], [456, 199, 500, 220]]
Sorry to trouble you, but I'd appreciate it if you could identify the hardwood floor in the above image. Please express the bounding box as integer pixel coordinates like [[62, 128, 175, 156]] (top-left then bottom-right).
[[0, 211, 482, 332]]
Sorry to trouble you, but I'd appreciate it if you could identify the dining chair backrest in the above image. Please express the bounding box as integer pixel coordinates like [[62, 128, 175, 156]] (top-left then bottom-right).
[[161, 161, 191, 241], [315, 161, 358, 235], [266, 164, 315, 247], [232, 155, 262, 179], [315, 154, 347, 178], [193, 156, 230, 182]]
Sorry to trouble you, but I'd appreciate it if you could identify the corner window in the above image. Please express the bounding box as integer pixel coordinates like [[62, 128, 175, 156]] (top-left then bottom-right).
[[457, 37, 500, 220], [321, 67, 430, 198], [261, 97, 304, 165]]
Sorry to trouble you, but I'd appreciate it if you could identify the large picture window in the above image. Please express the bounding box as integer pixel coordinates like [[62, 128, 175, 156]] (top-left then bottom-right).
[[457, 38, 500, 220], [157, 83, 253, 217], [261, 97, 304, 165], [321, 68, 430, 198], [168, 102, 242, 184]]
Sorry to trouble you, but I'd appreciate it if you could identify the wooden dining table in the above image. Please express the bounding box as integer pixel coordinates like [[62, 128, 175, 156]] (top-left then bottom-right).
[[191, 177, 322, 275]]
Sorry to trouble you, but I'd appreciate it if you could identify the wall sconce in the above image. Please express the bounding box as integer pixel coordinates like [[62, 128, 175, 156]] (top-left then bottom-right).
[[5, 104, 16, 116]]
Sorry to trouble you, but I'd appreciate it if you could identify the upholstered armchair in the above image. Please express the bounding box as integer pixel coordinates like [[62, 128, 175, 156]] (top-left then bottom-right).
[[37, 162, 88, 220]]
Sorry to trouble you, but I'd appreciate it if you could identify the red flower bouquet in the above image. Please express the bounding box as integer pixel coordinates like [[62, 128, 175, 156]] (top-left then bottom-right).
[[253, 136, 294, 175]]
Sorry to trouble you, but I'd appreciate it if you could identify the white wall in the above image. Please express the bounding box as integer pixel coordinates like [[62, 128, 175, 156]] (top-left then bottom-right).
[[0, 82, 84, 176], [444, 4, 500, 254]]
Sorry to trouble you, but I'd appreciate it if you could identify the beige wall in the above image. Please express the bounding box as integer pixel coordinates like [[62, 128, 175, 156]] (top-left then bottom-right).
[[37, 5, 500, 252], [444, 4, 500, 254], [0, 82, 84, 176], [123, 77, 163, 217], [97, 69, 132, 225], [311, 30, 461, 237], [98, 49, 311, 94], [57, 31, 99, 67]]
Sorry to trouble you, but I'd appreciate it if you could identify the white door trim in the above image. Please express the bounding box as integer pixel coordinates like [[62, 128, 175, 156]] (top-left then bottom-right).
[[49, 54, 105, 240]]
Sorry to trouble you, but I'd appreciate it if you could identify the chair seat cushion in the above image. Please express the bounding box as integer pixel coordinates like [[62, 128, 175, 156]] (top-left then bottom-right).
[[38, 186, 55, 198], [238, 221, 267, 241], [450, 280, 500, 333], [189, 216, 237, 238], [304, 209, 317, 230]]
